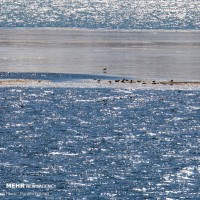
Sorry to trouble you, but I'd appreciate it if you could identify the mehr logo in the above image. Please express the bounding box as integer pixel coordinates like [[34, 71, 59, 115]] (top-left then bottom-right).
[[6, 183, 56, 189]]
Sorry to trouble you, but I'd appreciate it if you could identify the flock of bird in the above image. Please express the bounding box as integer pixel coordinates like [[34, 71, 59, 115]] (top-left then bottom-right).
[[95, 78, 174, 85], [98, 67, 175, 85]]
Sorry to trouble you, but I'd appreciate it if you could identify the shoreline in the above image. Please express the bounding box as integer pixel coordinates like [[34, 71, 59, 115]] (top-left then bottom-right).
[[1, 72, 200, 89], [0, 78, 200, 90]]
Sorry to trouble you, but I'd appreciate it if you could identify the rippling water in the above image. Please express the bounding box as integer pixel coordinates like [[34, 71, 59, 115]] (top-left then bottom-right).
[[0, 0, 200, 29], [0, 86, 199, 199]]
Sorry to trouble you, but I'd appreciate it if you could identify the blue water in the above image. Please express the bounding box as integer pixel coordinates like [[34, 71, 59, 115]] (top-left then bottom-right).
[[0, 84, 199, 199], [0, 1, 200, 198], [0, 0, 200, 29]]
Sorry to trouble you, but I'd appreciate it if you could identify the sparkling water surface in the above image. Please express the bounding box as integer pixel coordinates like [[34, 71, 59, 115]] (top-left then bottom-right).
[[0, 85, 200, 199], [0, 0, 200, 29]]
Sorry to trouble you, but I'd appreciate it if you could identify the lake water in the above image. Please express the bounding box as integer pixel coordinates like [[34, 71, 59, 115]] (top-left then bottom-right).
[[0, 86, 200, 199], [0, 0, 200, 30], [0, 28, 200, 199], [0, 28, 200, 81]]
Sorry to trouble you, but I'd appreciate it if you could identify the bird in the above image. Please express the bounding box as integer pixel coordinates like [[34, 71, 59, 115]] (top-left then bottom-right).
[[19, 94, 24, 108], [102, 68, 107, 73]]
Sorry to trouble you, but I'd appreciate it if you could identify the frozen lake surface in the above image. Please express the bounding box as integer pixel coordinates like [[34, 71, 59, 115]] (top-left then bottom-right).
[[0, 82, 199, 199], [0, 28, 200, 81]]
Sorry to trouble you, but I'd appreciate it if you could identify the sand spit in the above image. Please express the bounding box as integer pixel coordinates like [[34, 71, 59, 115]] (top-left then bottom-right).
[[95, 79, 200, 86], [0, 78, 200, 89], [0, 79, 50, 86]]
